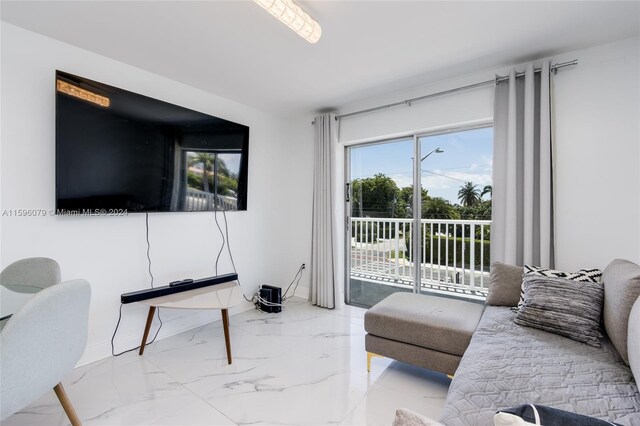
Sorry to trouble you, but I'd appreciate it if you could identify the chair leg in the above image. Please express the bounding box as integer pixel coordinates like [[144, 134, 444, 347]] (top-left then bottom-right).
[[53, 383, 82, 426]]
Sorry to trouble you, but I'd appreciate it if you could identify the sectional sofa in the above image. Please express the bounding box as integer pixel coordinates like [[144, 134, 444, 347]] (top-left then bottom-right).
[[365, 259, 640, 425]]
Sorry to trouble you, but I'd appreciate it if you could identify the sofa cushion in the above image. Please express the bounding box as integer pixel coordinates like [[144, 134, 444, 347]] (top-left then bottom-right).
[[514, 275, 604, 347], [486, 262, 522, 307], [614, 412, 640, 425], [603, 259, 640, 364], [364, 292, 484, 357], [439, 306, 639, 426], [628, 296, 640, 380], [517, 265, 602, 310]]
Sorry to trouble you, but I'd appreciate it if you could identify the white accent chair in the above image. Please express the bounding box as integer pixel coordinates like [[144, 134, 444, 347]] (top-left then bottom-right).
[[0, 257, 61, 292], [0, 279, 91, 425]]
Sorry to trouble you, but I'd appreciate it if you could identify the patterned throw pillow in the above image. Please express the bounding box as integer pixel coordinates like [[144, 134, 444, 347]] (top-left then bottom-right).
[[516, 265, 602, 310], [514, 275, 604, 347]]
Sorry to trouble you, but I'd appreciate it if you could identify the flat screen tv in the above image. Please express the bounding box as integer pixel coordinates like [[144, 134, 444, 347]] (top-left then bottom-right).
[[55, 70, 249, 214]]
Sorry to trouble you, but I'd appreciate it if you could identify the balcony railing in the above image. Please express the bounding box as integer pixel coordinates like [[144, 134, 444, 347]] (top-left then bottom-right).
[[185, 188, 237, 211], [350, 217, 491, 298]]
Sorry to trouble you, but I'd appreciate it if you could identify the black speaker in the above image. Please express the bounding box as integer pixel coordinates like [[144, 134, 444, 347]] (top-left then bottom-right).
[[121, 273, 237, 304], [259, 285, 282, 313]]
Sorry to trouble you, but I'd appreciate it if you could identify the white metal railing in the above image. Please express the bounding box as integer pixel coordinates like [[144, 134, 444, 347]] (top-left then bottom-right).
[[350, 217, 491, 294], [185, 188, 237, 211]]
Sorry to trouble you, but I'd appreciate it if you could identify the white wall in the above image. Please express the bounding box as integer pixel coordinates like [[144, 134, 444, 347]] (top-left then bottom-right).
[[335, 37, 640, 272], [0, 23, 313, 365], [552, 37, 640, 270]]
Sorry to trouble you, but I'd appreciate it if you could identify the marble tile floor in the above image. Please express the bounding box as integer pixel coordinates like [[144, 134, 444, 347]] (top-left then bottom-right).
[[2, 298, 451, 426]]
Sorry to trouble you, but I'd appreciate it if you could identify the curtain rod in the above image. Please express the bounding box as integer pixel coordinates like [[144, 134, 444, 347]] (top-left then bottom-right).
[[330, 59, 578, 122]]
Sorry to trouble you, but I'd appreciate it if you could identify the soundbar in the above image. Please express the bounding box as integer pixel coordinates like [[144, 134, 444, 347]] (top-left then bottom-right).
[[121, 273, 238, 304]]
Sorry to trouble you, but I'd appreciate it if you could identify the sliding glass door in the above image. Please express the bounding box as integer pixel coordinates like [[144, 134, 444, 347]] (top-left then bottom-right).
[[417, 127, 493, 299], [345, 125, 493, 307], [346, 138, 416, 307]]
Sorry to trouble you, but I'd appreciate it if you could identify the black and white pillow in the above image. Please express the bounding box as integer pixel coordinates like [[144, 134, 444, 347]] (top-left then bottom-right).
[[515, 265, 602, 310]]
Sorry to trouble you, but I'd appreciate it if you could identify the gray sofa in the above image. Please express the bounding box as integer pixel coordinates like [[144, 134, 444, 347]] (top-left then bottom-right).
[[366, 259, 640, 425]]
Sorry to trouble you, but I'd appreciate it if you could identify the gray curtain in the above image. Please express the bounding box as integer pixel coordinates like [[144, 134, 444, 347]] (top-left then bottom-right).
[[310, 113, 341, 308], [492, 62, 554, 268]]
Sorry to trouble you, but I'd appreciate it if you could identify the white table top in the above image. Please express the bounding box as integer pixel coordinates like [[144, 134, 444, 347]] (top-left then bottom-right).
[[137, 281, 243, 310]]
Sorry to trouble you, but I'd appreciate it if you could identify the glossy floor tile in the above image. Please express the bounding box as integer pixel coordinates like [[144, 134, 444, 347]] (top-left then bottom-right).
[[2, 298, 450, 426]]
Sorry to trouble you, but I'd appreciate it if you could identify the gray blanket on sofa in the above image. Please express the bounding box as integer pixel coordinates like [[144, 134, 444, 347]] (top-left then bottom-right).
[[439, 306, 640, 425]]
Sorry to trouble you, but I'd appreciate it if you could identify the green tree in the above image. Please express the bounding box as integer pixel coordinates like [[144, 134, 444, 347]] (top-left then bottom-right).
[[423, 197, 459, 220], [397, 185, 430, 218], [457, 182, 480, 206], [453, 199, 491, 241], [351, 174, 402, 218], [397, 186, 412, 218], [187, 153, 238, 197], [217, 173, 238, 196], [481, 185, 492, 199], [188, 153, 215, 193], [455, 199, 491, 221]]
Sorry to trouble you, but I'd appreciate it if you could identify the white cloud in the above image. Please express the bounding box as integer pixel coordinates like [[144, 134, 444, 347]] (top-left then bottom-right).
[[390, 173, 413, 188]]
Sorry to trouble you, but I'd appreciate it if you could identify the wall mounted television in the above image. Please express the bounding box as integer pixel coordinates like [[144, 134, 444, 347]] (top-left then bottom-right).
[[55, 70, 249, 214]]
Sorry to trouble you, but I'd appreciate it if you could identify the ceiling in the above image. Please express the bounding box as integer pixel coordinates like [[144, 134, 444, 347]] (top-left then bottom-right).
[[2, 1, 639, 116]]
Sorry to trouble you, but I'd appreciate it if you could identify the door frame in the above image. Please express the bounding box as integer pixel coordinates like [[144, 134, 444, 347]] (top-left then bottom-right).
[[343, 120, 493, 306]]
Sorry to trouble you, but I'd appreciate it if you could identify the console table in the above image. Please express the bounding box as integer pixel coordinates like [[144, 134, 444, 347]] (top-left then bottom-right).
[[136, 280, 243, 364]]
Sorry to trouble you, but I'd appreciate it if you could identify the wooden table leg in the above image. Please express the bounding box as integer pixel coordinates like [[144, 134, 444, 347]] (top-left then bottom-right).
[[139, 306, 156, 356], [221, 308, 232, 364]]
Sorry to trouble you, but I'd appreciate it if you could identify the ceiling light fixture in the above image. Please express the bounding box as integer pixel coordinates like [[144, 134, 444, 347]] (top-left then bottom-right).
[[56, 80, 110, 107], [253, 0, 322, 43]]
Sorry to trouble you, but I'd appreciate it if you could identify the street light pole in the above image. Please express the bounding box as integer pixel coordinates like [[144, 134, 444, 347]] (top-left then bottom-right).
[[417, 146, 444, 290], [421, 147, 444, 162], [411, 145, 444, 295]]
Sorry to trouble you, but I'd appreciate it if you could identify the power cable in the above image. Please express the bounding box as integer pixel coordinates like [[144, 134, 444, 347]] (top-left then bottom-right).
[[213, 210, 225, 276], [220, 209, 254, 303], [145, 212, 155, 288], [422, 169, 472, 184], [220, 210, 305, 309], [111, 212, 162, 356]]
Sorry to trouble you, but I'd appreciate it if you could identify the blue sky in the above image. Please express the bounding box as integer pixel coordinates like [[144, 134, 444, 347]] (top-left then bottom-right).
[[350, 127, 493, 205]]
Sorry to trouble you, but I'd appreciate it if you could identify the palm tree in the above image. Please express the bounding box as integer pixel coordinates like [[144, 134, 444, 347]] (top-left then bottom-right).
[[188, 153, 215, 193], [458, 182, 480, 206], [481, 185, 492, 199]]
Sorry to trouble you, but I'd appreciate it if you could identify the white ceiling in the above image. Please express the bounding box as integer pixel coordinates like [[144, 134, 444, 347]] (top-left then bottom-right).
[[2, 1, 639, 116]]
